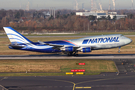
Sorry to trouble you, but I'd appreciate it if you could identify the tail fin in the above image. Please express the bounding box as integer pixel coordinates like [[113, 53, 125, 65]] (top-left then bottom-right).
[[3, 27, 33, 44]]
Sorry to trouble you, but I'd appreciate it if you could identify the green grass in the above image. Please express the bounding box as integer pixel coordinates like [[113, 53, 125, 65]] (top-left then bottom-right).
[[0, 59, 117, 76], [61, 60, 117, 73]]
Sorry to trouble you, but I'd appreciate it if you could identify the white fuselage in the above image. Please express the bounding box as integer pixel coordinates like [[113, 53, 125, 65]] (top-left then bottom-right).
[[68, 34, 132, 50]]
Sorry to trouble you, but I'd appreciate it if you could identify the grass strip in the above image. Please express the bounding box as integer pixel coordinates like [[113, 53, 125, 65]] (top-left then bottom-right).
[[0, 60, 117, 73]]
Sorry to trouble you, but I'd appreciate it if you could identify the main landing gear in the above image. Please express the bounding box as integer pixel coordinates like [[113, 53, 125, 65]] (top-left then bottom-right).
[[67, 52, 78, 56]]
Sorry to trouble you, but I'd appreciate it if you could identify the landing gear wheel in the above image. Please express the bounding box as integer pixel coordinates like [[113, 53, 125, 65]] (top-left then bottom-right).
[[67, 52, 78, 56], [73, 52, 78, 56], [68, 52, 73, 56]]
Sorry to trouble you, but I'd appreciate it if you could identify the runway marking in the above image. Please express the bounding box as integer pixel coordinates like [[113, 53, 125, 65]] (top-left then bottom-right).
[[75, 87, 83, 89], [75, 87, 91, 89], [42, 75, 135, 90], [42, 78, 76, 90], [0, 77, 8, 81], [0, 85, 8, 90], [73, 83, 76, 90], [84, 87, 92, 88]]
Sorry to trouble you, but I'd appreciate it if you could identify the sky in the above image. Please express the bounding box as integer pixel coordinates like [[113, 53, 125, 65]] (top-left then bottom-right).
[[0, 0, 134, 10]]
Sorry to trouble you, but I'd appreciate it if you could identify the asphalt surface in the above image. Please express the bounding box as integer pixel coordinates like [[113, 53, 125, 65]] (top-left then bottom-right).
[[0, 72, 135, 90], [0, 54, 135, 59], [114, 59, 135, 74], [0, 59, 135, 90]]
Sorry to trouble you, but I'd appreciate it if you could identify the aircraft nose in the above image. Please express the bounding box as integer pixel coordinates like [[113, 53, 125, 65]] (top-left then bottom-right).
[[126, 38, 132, 44]]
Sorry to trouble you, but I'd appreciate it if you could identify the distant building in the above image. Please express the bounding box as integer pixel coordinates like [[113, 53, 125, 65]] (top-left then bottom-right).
[[43, 11, 51, 18], [76, 10, 127, 20]]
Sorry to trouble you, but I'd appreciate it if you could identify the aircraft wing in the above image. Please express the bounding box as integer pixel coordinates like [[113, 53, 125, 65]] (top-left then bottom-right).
[[38, 41, 63, 47], [38, 41, 80, 51]]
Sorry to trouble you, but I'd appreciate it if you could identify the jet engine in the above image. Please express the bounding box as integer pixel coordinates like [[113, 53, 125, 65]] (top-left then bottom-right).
[[81, 47, 91, 53], [65, 47, 74, 52], [60, 46, 74, 52]]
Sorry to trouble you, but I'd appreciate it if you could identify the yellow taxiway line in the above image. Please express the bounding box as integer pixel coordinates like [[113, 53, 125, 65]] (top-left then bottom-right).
[[75, 87, 91, 89]]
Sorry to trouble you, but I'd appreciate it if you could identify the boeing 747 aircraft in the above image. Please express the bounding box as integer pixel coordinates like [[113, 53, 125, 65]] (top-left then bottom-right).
[[3, 27, 132, 56]]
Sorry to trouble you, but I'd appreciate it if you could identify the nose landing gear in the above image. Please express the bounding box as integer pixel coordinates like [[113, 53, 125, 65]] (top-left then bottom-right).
[[118, 47, 121, 53]]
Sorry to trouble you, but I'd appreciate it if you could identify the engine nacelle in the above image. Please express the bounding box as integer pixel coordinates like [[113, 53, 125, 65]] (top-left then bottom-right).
[[81, 47, 91, 53], [65, 47, 74, 52]]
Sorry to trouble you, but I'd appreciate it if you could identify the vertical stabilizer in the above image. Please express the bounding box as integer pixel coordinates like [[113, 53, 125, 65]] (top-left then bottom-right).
[[3, 27, 32, 44]]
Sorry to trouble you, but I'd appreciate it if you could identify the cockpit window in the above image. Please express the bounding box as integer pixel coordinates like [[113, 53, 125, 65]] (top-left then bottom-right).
[[120, 35, 126, 39]]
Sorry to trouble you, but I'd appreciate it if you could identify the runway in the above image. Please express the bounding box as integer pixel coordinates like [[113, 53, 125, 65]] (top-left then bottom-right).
[[0, 54, 135, 59], [0, 73, 135, 90]]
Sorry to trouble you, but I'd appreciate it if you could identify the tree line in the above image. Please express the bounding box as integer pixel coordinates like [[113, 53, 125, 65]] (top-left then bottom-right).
[[0, 9, 135, 33]]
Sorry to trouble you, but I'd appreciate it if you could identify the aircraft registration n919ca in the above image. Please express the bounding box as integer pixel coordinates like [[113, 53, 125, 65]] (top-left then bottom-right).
[[3, 27, 132, 56]]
